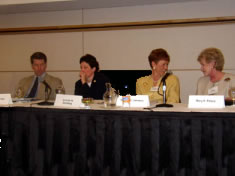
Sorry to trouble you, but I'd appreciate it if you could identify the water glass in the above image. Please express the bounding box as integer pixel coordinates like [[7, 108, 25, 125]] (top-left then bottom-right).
[[15, 87, 24, 98], [229, 81, 235, 106], [55, 85, 65, 94]]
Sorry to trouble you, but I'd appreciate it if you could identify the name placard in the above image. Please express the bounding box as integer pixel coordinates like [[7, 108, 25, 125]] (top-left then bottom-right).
[[116, 96, 123, 106], [130, 95, 150, 107], [188, 95, 225, 108], [116, 95, 150, 107], [0, 94, 13, 105], [54, 94, 82, 108]]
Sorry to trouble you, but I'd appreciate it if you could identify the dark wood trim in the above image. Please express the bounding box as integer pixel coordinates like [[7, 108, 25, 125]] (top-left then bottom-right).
[[0, 16, 235, 34], [0, 69, 235, 72]]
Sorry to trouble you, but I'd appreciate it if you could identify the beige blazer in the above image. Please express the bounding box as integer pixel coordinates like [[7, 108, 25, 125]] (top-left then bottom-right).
[[15, 73, 64, 100]]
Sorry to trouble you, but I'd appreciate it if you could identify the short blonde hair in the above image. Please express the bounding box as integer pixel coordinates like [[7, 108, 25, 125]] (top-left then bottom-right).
[[197, 47, 224, 71]]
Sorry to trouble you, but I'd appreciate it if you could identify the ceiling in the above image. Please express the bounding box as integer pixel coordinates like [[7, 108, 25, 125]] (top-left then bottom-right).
[[0, 0, 203, 14]]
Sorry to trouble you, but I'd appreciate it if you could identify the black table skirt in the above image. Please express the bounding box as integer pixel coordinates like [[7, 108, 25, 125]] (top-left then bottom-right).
[[1, 107, 235, 176]]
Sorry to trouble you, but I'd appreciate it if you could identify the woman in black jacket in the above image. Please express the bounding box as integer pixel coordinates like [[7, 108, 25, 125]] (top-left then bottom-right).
[[74, 54, 109, 99]]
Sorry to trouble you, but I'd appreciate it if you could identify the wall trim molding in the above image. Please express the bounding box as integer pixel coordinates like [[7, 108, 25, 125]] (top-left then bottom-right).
[[1, 69, 235, 72], [0, 16, 235, 34]]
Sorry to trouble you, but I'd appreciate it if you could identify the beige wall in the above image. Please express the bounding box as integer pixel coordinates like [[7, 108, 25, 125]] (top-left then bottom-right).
[[0, 0, 235, 103]]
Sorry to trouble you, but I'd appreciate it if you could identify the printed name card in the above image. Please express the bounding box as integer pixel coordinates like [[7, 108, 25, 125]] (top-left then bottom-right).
[[54, 94, 82, 108], [116, 96, 123, 106], [0, 94, 13, 105], [188, 95, 225, 108], [116, 95, 150, 107], [130, 95, 150, 107]]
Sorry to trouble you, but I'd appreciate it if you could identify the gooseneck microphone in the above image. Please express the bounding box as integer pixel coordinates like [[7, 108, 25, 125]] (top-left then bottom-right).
[[42, 80, 51, 90], [161, 70, 172, 84], [161, 71, 172, 104], [37, 80, 54, 105], [156, 70, 173, 108], [42, 80, 52, 101]]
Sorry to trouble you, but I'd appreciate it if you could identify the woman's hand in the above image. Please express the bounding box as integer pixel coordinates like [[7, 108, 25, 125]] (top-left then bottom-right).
[[80, 71, 87, 84]]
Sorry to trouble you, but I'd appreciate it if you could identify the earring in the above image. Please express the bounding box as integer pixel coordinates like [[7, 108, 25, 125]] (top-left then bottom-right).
[[153, 67, 155, 70]]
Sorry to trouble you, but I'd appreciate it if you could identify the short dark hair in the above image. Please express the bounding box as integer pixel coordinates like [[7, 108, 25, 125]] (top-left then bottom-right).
[[80, 54, 99, 72], [30, 52, 47, 64], [148, 48, 170, 68]]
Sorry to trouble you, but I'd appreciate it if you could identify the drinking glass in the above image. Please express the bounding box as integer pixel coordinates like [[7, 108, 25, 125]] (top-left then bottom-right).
[[15, 87, 24, 98], [55, 85, 65, 94], [229, 81, 235, 106], [82, 98, 93, 108]]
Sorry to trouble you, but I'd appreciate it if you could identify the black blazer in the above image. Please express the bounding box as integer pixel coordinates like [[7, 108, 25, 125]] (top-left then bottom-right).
[[74, 72, 109, 99]]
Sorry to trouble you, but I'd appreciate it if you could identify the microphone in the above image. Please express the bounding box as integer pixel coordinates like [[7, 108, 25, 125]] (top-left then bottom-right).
[[42, 80, 52, 91], [37, 80, 54, 105], [42, 80, 52, 101], [161, 70, 172, 83], [156, 70, 173, 108]]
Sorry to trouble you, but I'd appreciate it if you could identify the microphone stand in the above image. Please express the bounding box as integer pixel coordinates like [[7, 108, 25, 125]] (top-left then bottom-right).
[[38, 81, 54, 105], [156, 80, 173, 108]]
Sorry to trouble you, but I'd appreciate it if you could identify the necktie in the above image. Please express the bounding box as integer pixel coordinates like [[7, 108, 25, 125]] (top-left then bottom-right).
[[27, 77, 38, 98]]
